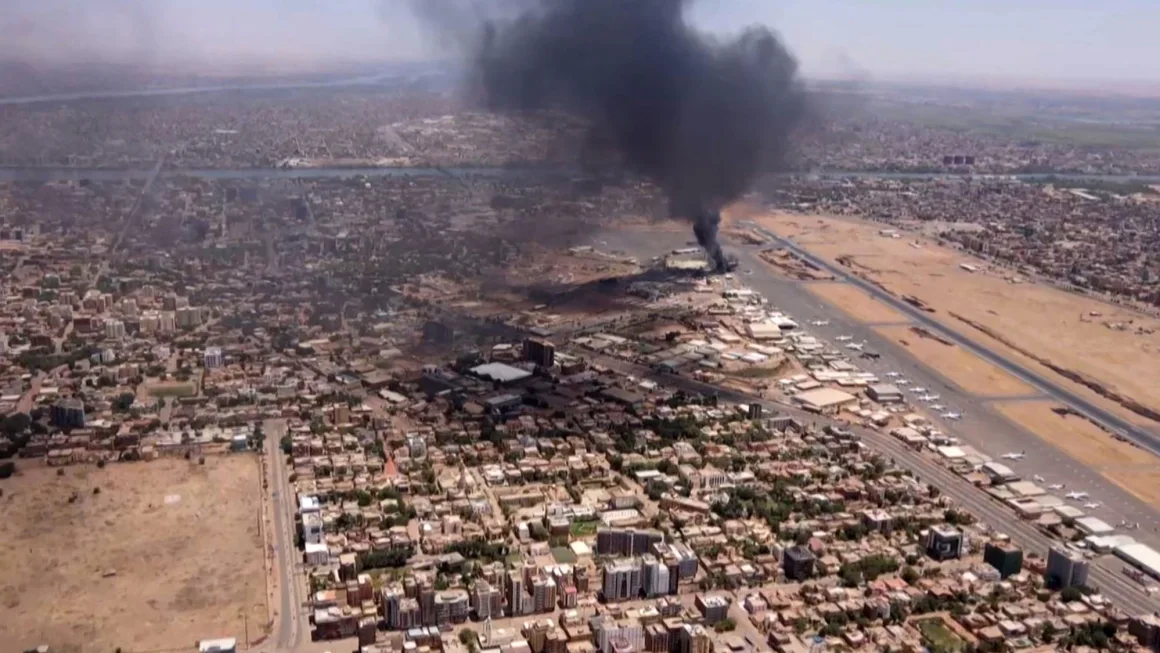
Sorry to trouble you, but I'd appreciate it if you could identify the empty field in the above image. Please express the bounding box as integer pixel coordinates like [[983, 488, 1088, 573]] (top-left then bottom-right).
[[0, 456, 267, 653], [807, 281, 911, 324], [995, 401, 1160, 506], [876, 326, 1036, 397]]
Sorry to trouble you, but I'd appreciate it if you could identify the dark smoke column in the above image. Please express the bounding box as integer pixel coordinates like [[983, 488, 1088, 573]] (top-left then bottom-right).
[[472, 0, 805, 272]]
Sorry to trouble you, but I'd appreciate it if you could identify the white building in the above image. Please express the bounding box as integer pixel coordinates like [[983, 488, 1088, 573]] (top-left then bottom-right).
[[105, 319, 126, 340], [305, 542, 330, 566], [302, 512, 324, 545], [204, 346, 224, 369]]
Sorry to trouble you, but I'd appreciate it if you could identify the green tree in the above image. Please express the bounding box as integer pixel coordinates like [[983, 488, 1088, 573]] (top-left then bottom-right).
[[713, 618, 736, 633]]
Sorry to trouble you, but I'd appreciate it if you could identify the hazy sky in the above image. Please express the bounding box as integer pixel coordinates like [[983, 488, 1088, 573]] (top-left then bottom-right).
[[2, 0, 1157, 86]]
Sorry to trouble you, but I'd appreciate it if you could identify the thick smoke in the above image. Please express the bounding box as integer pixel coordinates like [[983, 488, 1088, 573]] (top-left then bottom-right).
[[469, 0, 806, 271]]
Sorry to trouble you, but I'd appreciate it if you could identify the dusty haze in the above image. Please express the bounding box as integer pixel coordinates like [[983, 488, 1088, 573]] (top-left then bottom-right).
[[0, 0, 437, 73]]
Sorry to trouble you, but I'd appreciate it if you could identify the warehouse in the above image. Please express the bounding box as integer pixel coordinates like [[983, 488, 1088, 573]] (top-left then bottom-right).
[[1115, 542, 1160, 580], [867, 383, 903, 403], [793, 387, 858, 415]]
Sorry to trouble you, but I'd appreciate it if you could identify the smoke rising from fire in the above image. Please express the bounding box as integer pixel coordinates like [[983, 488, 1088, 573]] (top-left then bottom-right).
[[459, 0, 807, 271]]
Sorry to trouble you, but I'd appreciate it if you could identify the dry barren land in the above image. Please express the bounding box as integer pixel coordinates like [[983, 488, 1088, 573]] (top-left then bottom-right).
[[754, 211, 1160, 432], [876, 325, 1036, 397], [806, 281, 913, 325], [0, 455, 267, 653]]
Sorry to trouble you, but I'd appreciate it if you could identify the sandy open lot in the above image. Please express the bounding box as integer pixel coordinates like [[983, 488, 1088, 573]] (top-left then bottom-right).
[[807, 281, 912, 325], [876, 325, 1036, 397], [752, 211, 1160, 429], [0, 456, 267, 653], [995, 401, 1160, 506]]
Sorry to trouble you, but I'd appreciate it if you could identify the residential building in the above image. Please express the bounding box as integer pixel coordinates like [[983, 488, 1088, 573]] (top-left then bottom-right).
[[472, 580, 503, 620], [506, 570, 527, 616], [926, 526, 964, 561], [783, 546, 815, 581], [204, 346, 224, 369], [597, 528, 663, 557], [434, 589, 469, 626], [983, 542, 1024, 579], [642, 555, 671, 598], [1046, 546, 1090, 589], [695, 594, 730, 624], [105, 318, 125, 340], [523, 338, 556, 368], [602, 558, 643, 602], [532, 576, 557, 613], [50, 398, 85, 428]]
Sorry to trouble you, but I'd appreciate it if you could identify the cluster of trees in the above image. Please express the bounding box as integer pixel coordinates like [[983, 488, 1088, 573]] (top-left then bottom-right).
[[16, 344, 98, 372], [448, 539, 510, 563], [839, 554, 901, 587], [360, 547, 415, 570], [713, 618, 736, 633]]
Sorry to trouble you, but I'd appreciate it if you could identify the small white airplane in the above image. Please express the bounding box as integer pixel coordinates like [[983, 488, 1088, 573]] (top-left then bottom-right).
[[912, 387, 927, 394], [1032, 474, 1045, 482], [835, 335, 853, 342], [1000, 451, 1026, 460], [846, 342, 864, 351], [920, 394, 940, 402], [1048, 483, 1065, 490], [897, 379, 911, 386], [1083, 502, 1102, 509], [930, 404, 946, 411], [1066, 491, 1089, 500], [884, 372, 901, 377], [941, 411, 963, 420], [811, 319, 830, 326]]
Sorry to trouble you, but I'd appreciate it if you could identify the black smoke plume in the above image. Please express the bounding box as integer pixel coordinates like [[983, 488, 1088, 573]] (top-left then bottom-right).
[[468, 0, 806, 271]]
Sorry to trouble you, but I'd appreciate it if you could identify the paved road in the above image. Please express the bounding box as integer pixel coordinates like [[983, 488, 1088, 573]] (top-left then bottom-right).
[[743, 221, 1160, 455], [265, 419, 307, 651], [584, 351, 1160, 614], [712, 242, 1160, 536]]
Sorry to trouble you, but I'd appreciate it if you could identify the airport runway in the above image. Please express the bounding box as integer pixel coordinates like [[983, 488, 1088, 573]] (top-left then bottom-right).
[[743, 221, 1160, 452], [584, 226, 1160, 610], [719, 242, 1160, 538]]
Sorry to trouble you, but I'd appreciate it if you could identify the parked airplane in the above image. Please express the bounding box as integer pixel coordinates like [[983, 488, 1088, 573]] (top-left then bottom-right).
[[1001, 451, 1026, 460], [884, 372, 901, 377], [940, 411, 963, 420], [1048, 484, 1065, 490], [846, 343, 864, 351], [912, 387, 927, 394], [896, 379, 911, 386], [930, 404, 946, 411], [920, 394, 940, 402], [1083, 502, 1102, 509], [1032, 475, 1045, 482], [1066, 491, 1089, 500], [835, 335, 853, 342], [811, 320, 830, 326]]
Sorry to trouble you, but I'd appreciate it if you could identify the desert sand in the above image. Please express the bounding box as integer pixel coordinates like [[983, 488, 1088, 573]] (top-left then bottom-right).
[[808, 281, 913, 325], [0, 456, 268, 653]]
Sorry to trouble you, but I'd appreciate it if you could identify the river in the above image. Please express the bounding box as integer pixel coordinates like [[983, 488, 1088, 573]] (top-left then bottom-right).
[[0, 165, 1157, 185]]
